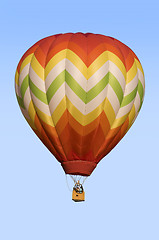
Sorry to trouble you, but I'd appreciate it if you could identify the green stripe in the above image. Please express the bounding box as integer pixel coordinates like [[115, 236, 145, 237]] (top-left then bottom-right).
[[65, 70, 86, 102], [109, 72, 123, 105], [121, 86, 138, 107], [47, 70, 65, 103], [47, 70, 123, 104], [21, 75, 29, 99], [138, 101, 143, 112], [86, 73, 109, 103], [137, 80, 144, 103], [29, 77, 48, 104], [66, 71, 110, 104], [16, 94, 25, 109]]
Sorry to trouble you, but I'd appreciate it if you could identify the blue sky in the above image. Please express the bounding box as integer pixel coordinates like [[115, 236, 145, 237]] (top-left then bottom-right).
[[0, 0, 159, 239]]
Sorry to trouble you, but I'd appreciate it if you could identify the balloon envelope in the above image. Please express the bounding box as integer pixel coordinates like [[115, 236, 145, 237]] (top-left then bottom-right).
[[15, 33, 145, 176]]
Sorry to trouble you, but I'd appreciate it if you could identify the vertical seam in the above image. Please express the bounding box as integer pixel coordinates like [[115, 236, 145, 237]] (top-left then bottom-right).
[[95, 39, 138, 161], [64, 33, 74, 160], [19, 40, 59, 160], [43, 34, 68, 161], [88, 34, 110, 162]]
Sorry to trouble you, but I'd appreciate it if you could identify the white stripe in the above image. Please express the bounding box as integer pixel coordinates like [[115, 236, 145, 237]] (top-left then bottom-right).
[[15, 83, 22, 98], [108, 61, 126, 91], [86, 86, 108, 114], [124, 74, 138, 96], [66, 59, 87, 91], [23, 88, 31, 110], [106, 84, 120, 115], [29, 66, 46, 92], [45, 59, 126, 93], [45, 59, 87, 92], [19, 63, 30, 88], [116, 101, 134, 119], [87, 60, 125, 92], [49, 83, 65, 115], [26, 81, 122, 118], [87, 61, 109, 91], [45, 59, 65, 91], [65, 83, 85, 114], [49, 83, 108, 115], [138, 68, 145, 88], [30, 92, 51, 116], [134, 92, 141, 113]]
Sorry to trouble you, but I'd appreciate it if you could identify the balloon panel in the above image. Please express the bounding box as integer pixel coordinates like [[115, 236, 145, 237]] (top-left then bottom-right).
[[15, 33, 145, 176]]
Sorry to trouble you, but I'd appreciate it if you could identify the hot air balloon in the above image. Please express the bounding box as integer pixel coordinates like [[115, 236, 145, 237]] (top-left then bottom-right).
[[15, 33, 145, 201]]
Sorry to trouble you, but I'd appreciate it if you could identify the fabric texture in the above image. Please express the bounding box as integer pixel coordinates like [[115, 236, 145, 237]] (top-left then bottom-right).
[[15, 33, 145, 176]]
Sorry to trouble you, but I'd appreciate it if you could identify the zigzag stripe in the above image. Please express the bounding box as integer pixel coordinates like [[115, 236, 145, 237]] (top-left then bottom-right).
[[20, 52, 128, 109], [44, 49, 126, 80], [15, 82, 21, 98], [124, 74, 138, 96], [29, 80, 119, 125], [19, 70, 139, 133], [126, 61, 138, 84], [134, 92, 141, 113], [45, 58, 126, 92], [20, 70, 125, 117], [88, 51, 126, 78], [45, 49, 87, 79], [15, 33, 145, 164], [19, 63, 30, 88], [29, 65, 46, 92]]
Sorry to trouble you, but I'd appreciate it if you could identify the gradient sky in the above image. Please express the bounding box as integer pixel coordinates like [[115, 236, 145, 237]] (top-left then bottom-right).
[[0, 1, 159, 239]]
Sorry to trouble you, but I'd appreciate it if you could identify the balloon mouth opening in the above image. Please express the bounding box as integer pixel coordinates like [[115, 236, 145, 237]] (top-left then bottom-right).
[[61, 160, 97, 176]]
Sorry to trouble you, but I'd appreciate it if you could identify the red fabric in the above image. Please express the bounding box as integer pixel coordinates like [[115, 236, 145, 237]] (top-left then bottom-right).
[[61, 160, 97, 176]]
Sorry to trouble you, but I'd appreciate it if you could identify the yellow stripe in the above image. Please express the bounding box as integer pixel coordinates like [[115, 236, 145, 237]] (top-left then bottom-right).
[[111, 113, 129, 129], [52, 96, 118, 127], [34, 105, 54, 127], [45, 49, 87, 79], [135, 59, 144, 76], [126, 61, 138, 84], [85, 103, 103, 125], [28, 101, 36, 123], [45, 49, 126, 80], [103, 98, 116, 127], [88, 51, 126, 78], [19, 54, 34, 74], [52, 97, 66, 125], [30, 55, 44, 80], [67, 98, 104, 126], [66, 50, 87, 79], [26, 118, 37, 130], [128, 104, 136, 129], [15, 70, 19, 85]]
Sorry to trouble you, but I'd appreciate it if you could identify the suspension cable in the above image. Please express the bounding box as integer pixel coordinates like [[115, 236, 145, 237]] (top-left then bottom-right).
[[66, 174, 88, 192], [65, 174, 73, 192]]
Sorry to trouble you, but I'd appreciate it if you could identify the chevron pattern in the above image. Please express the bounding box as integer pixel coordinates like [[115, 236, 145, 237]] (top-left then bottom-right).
[[15, 33, 145, 171]]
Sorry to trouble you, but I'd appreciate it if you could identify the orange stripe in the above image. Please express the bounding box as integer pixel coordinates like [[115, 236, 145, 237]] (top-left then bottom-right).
[[34, 114, 61, 160], [125, 51, 135, 71], [68, 111, 100, 136], [17, 45, 39, 73], [39, 118, 67, 160], [102, 118, 129, 157], [33, 37, 56, 68], [55, 110, 68, 136], [46, 34, 72, 64], [58, 123, 72, 156], [68, 124, 96, 157], [87, 35, 126, 67], [91, 124, 106, 157], [95, 125, 121, 159]]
